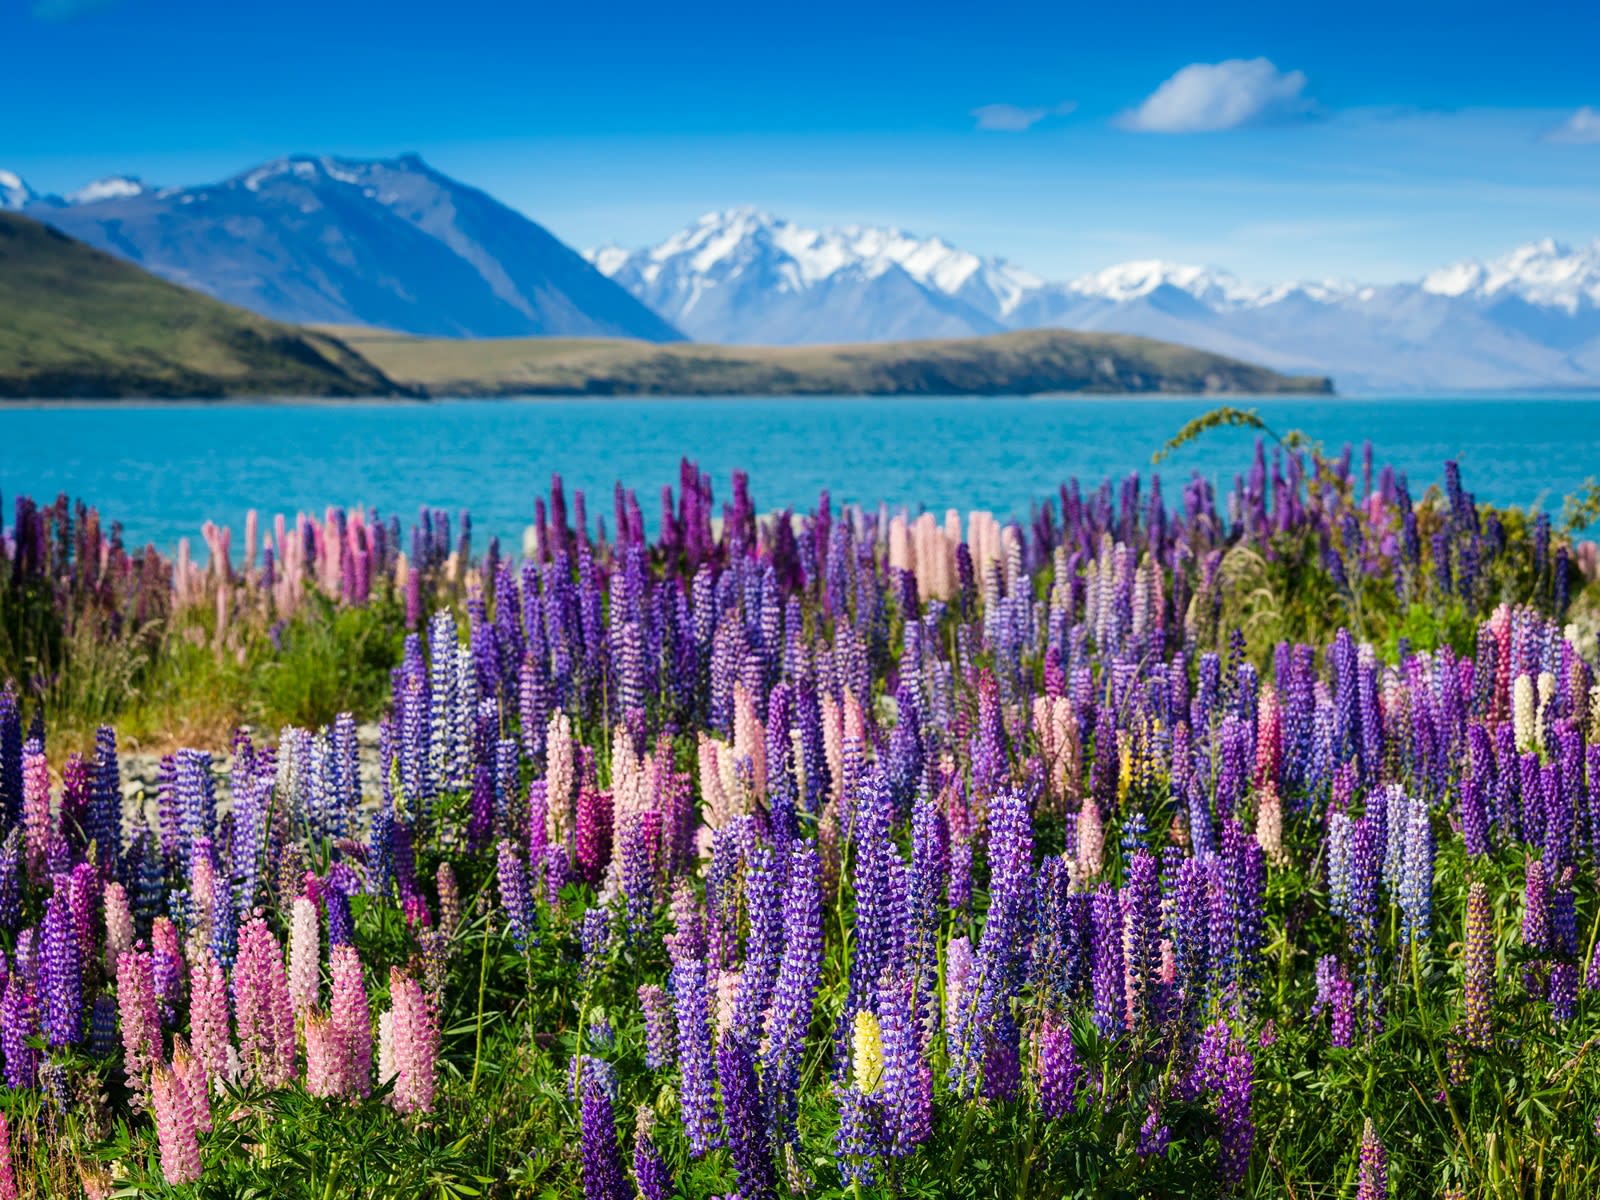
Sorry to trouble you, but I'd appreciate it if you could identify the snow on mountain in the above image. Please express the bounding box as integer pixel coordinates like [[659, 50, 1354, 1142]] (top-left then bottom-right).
[[66, 175, 149, 205], [0, 170, 35, 211], [599, 213, 1600, 390], [1422, 238, 1600, 312], [27, 154, 682, 341], [589, 208, 1032, 342]]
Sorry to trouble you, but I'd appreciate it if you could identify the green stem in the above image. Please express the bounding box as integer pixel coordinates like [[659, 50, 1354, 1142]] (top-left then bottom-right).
[[469, 918, 493, 1093]]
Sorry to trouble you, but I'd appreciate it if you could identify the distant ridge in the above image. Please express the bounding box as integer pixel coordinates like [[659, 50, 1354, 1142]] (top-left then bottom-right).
[[325, 325, 1334, 398], [0, 213, 402, 399], [594, 210, 1600, 391], [9, 155, 683, 342]]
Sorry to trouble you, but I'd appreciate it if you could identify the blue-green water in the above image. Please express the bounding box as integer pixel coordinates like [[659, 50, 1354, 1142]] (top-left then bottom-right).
[[0, 394, 1593, 551]]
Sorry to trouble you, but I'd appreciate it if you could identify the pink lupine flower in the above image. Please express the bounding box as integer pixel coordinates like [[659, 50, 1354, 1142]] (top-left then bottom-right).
[[171, 1036, 211, 1132], [330, 944, 372, 1097], [187, 947, 237, 1090], [0, 1111, 16, 1200], [304, 1012, 343, 1098], [151, 1063, 203, 1185], [116, 946, 162, 1107], [233, 916, 296, 1089], [288, 896, 321, 1016], [386, 968, 439, 1115], [101, 882, 134, 974], [22, 744, 51, 884]]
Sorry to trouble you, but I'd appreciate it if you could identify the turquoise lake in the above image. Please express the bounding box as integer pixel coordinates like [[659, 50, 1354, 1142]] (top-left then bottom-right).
[[1, 394, 1595, 551]]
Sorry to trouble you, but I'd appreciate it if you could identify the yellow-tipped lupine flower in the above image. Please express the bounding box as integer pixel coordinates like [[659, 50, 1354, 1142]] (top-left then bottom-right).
[[851, 1010, 884, 1095]]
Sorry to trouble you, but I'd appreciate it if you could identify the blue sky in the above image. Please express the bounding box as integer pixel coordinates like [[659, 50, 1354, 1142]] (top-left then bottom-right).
[[7, 0, 1600, 282]]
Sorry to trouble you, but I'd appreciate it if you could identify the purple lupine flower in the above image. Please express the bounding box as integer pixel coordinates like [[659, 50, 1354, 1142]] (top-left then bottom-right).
[[718, 1031, 774, 1200], [41, 885, 82, 1047], [834, 1083, 881, 1189], [1462, 882, 1494, 1046], [0, 976, 40, 1088], [581, 907, 611, 980], [579, 1062, 630, 1200], [878, 971, 931, 1155], [671, 956, 720, 1156], [1356, 1117, 1388, 1200], [1523, 858, 1551, 994], [1090, 884, 1124, 1038], [1138, 1105, 1172, 1159], [633, 1119, 675, 1200], [1217, 1035, 1254, 1188], [950, 788, 1033, 1096], [496, 839, 536, 950], [638, 983, 676, 1071], [762, 842, 822, 1150], [1397, 802, 1434, 947], [1035, 1014, 1082, 1118], [1121, 849, 1163, 1031], [732, 843, 781, 1044]]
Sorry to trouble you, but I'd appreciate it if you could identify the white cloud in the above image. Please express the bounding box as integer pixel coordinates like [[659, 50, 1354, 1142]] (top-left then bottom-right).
[[1117, 58, 1316, 133], [971, 101, 1078, 133], [1543, 107, 1600, 144]]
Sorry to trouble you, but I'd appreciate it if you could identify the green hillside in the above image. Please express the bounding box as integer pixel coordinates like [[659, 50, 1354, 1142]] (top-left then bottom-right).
[[0, 213, 402, 399], [328, 324, 1334, 397]]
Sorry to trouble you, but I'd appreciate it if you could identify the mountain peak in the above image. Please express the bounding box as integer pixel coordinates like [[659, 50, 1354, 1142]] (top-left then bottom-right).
[[0, 170, 35, 211], [1422, 237, 1600, 310], [67, 175, 150, 205]]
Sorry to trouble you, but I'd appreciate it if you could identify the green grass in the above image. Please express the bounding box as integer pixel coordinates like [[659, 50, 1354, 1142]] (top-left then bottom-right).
[[0, 213, 401, 399], [325, 324, 1335, 398]]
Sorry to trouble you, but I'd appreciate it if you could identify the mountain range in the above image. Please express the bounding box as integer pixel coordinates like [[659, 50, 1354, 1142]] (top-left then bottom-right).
[[1, 156, 680, 342], [590, 210, 1600, 392], [7, 154, 1599, 391]]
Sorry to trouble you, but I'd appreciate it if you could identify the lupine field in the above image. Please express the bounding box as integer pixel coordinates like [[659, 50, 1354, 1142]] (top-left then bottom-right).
[[2, 425, 1600, 1198]]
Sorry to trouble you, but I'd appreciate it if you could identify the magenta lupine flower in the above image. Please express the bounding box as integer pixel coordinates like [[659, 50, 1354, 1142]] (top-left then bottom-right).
[[187, 947, 236, 1092], [575, 788, 613, 885], [1356, 1117, 1388, 1200], [718, 1030, 775, 1200], [233, 917, 296, 1090], [288, 896, 321, 1016], [151, 1063, 203, 1185], [0, 1112, 16, 1200], [117, 946, 161, 1105], [638, 983, 676, 1070], [330, 944, 373, 1098], [1035, 1014, 1082, 1118], [579, 1061, 630, 1200], [387, 967, 439, 1115]]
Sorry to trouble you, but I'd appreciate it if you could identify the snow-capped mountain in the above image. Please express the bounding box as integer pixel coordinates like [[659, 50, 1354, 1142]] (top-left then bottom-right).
[[10, 155, 682, 341], [65, 175, 150, 205], [0, 171, 35, 211], [596, 213, 1600, 390], [587, 208, 1036, 343]]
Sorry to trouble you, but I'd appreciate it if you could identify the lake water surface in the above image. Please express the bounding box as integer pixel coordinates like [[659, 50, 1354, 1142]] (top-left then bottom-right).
[[1, 394, 1593, 550]]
